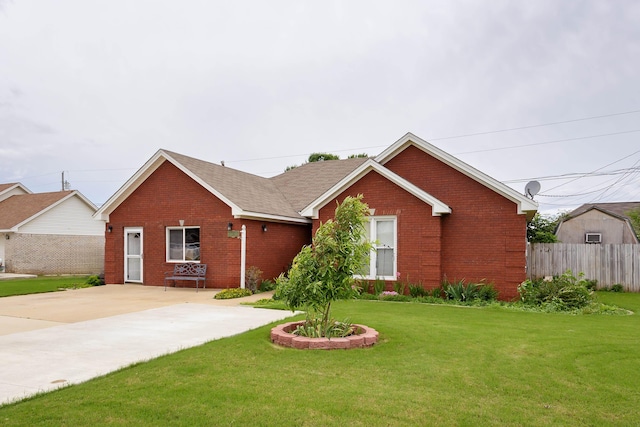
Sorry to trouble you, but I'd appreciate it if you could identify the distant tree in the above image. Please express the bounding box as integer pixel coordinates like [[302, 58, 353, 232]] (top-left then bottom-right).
[[625, 208, 640, 238], [285, 152, 341, 171], [527, 212, 566, 243], [347, 153, 369, 159], [307, 152, 340, 162]]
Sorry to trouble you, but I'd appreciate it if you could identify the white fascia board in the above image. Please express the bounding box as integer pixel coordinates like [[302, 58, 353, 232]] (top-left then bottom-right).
[[300, 160, 451, 219], [377, 132, 538, 215], [94, 149, 243, 221], [233, 211, 312, 225]]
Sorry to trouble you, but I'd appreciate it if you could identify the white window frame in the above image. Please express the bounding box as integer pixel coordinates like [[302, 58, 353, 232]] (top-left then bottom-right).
[[361, 216, 397, 281], [166, 226, 201, 262]]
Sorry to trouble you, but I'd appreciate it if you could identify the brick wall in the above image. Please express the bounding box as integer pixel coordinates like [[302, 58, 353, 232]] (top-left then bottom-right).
[[5, 233, 104, 275], [105, 161, 310, 288], [384, 145, 527, 300], [316, 170, 443, 292]]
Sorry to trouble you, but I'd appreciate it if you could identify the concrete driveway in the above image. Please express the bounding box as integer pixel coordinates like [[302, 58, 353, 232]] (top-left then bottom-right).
[[0, 285, 295, 405]]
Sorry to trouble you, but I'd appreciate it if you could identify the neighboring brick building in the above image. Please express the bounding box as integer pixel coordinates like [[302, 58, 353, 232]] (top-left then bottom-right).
[[95, 133, 537, 299], [0, 183, 105, 275]]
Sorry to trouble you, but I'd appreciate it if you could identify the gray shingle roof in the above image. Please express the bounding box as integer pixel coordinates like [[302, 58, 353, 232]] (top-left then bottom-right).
[[270, 157, 368, 212], [568, 202, 640, 219], [162, 151, 366, 220]]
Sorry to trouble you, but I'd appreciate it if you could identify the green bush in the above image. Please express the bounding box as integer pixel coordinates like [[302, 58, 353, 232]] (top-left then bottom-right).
[[373, 278, 386, 295], [408, 283, 427, 298], [518, 270, 593, 311], [356, 292, 378, 300], [258, 279, 276, 292], [611, 284, 624, 293], [443, 279, 479, 302], [477, 283, 499, 301], [292, 317, 355, 338], [86, 275, 104, 286], [393, 281, 406, 295], [585, 279, 598, 291], [214, 288, 253, 299]]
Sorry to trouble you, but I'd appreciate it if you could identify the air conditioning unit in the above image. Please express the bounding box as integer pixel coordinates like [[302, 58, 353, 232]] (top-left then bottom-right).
[[585, 233, 602, 244]]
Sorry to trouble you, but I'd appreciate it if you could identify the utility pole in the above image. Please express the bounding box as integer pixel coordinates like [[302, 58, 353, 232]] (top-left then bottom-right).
[[61, 172, 70, 191]]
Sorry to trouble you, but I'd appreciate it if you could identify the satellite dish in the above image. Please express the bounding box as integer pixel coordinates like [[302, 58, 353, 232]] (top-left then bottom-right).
[[524, 181, 541, 199]]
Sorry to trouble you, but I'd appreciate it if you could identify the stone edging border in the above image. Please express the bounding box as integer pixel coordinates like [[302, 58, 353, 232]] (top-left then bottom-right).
[[270, 321, 379, 350]]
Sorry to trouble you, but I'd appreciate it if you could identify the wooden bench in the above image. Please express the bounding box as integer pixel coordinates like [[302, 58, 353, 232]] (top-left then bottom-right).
[[164, 263, 207, 292]]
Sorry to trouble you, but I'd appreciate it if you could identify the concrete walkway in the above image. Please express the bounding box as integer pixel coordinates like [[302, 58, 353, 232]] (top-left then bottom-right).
[[0, 285, 294, 405]]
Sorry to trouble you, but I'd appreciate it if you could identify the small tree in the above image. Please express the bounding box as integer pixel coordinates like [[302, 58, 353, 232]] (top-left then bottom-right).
[[276, 195, 371, 336], [527, 212, 565, 243], [625, 208, 640, 239]]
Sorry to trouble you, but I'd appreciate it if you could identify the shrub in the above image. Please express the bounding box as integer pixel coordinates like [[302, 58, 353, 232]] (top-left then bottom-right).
[[430, 287, 443, 298], [373, 278, 386, 295], [443, 279, 479, 302], [86, 275, 104, 286], [611, 283, 624, 293], [518, 270, 593, 310], [214, 288, 253, 299], [379, 292, 411, 302], [393, 281, 406, 295], [258, 279, 276, 292], [245, 266, 263, 292], [477, 283, 499, 301], [292, 317, 356, 338], [408, 283, 427, 298], [585, 279, 598, 291]]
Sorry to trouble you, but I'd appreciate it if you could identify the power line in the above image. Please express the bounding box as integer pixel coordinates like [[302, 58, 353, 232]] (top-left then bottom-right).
[[540, 148, 640, 194], [453, 130, 640, 156], [226, 109, 640, 164], [429, 109, 640, 141]]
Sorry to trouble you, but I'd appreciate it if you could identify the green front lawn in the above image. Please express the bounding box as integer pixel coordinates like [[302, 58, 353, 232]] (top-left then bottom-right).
[[1, 292, 639, 425], [0, 276, 91, 297]]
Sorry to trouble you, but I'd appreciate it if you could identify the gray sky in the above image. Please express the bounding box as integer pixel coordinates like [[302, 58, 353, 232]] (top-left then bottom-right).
[[1, 1, 639, 214]]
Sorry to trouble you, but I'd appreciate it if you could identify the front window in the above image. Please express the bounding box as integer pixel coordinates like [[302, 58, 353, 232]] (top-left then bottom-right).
[[361, 217, 397, 280], [167, 227, 200, 262]]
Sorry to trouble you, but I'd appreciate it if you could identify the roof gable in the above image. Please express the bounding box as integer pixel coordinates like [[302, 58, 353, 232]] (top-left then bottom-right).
[[376, 132, 538, 216], [299, 159, 451, 219], [95, 150, 310, 223], [0, 191, 93, 231], [0, 183, 32, 202]]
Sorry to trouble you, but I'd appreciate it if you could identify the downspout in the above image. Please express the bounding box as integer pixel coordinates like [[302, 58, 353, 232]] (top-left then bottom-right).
[[240, 224, 246, 289]]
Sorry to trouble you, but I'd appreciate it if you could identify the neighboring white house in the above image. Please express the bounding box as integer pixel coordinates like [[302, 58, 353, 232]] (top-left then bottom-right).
[[0, 183, 105, 275]]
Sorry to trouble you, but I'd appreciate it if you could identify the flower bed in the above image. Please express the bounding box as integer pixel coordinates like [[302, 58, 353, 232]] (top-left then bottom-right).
[[270, 321, 378, 350]]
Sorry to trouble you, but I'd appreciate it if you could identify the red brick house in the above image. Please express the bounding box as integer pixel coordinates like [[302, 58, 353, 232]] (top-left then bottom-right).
[[95, 133, 537, 299]]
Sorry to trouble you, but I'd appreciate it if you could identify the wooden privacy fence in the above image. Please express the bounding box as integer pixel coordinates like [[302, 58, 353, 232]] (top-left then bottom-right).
[[527, 243, 640, 292]]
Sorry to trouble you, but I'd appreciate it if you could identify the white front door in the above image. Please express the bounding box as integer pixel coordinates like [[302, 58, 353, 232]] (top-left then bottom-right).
[[124, 227, 143, 283]]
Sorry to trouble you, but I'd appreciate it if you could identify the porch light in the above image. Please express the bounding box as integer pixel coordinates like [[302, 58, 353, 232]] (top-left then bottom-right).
[[107, 226, 113, 233], [227, 222, 233, 231], [262, 224, 267, 232]]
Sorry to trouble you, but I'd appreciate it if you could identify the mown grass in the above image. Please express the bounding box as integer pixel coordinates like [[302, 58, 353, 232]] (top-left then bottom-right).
[[0, 292, 639, 426], [0, 276, 91, 297]]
